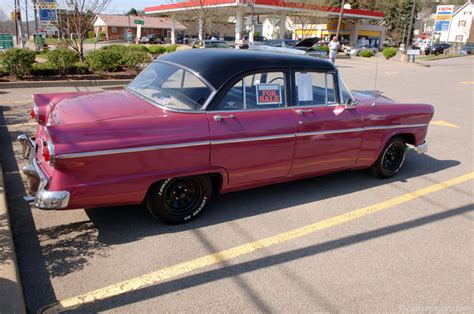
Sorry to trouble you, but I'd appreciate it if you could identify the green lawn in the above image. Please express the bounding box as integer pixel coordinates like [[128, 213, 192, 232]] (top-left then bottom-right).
[[44, 37, 97, 45], [417, 54, 466, 61]]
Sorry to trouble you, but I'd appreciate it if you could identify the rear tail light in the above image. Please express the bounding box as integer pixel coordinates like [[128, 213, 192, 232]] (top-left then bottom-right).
[[43, 128, 55, 165], [31, 104, 39, 122], [43, 143, 51, 161]]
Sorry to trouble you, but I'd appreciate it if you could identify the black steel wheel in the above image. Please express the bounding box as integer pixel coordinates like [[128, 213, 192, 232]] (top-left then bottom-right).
[[369, 136, 406, 179], [146, 175, 212, 224]]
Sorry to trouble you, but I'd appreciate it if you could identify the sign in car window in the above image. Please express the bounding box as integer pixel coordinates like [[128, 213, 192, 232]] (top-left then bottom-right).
[[256, 84, 282, 106]]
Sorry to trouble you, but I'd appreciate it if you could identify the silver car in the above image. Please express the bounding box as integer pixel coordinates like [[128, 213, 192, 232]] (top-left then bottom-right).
[[345, 44, 378, 56]]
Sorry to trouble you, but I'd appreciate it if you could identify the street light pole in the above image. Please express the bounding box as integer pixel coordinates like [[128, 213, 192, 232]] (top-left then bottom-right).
[[405, 0, 416, 50], [335, 0, 345, 40]]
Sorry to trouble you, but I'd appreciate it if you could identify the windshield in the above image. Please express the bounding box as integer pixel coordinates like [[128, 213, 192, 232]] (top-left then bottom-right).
[[127, 62, 213, 111], [339, 75, 356, 104], [285, 40, 299, 47], [266, 40, 282, 47], [205, 41, 229, 48]]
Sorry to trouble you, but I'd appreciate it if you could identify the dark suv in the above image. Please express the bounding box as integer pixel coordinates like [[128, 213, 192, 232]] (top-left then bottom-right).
[[428, 43, 451, 55]]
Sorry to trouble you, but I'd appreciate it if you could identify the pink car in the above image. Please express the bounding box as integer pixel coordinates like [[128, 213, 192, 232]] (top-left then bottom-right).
[[19, 49, 433, 224]]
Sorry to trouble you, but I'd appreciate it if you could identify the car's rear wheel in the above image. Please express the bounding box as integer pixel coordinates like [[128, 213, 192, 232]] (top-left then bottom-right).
[[369, 136, 407, 178], [146, 176, 212, 224]]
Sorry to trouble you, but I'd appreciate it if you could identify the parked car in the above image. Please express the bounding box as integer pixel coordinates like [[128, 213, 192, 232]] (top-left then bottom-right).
[[139, 34, 163, 44], [264, 39, 300, 48], [257, 37, 328, 57], [345, 44, 378, 56], [459, 43, 474, 55], [191, 40, 230, 49], [292, 37, 321, 52], [429, 43, 451, 55], [19, 49, 433, 224]]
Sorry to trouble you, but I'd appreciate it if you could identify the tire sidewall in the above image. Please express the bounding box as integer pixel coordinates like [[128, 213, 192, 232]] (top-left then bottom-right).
[[147, 176, 212, 224], [374, 137, 407, 178]]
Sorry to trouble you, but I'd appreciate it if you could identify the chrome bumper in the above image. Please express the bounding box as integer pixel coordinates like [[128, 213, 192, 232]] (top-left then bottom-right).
[[410, 141, 428, 154], [17, 134, 70, 210]]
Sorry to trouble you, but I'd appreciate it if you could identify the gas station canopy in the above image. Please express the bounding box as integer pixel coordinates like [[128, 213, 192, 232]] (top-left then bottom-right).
[[145, 0, 384, 20], [145, 0, 384, 45]]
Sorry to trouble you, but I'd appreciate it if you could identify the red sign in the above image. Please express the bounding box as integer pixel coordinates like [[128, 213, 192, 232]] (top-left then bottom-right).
[[256, 84, 282, 105]]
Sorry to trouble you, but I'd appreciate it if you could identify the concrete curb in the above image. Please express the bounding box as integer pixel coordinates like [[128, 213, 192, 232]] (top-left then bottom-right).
[[0, 164, 26, 313], [0, 79, 132, 89]]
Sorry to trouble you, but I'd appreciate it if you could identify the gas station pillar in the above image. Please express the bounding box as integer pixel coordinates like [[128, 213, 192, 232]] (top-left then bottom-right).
[[279, 13, 286, 40]]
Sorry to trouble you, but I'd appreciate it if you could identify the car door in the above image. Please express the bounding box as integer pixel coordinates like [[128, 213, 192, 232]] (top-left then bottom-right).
[[206, 70, 297, 187], [290, 70, 364, 176]]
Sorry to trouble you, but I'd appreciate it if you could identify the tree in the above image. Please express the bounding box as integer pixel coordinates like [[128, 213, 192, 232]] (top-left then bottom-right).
[[127, 8, 138, 16], [284, 0, 340, 40], [56, 0, 111, 61], [168, 0, 225, 40]]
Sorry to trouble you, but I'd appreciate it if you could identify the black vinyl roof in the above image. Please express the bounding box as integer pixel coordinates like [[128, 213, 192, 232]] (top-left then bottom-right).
[[159, 49, 336, 89]]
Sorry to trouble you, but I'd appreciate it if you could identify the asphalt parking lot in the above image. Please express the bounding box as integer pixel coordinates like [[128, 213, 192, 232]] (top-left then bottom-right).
[[0, 55, 473, 313]]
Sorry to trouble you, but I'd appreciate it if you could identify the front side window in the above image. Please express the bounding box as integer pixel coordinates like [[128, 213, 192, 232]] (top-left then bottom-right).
[[214, 72, 286, 111], [127, 62, 212, 111], [295, 72, 336, 106]]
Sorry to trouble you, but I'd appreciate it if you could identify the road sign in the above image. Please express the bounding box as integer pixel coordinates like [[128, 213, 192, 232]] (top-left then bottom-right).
[[134, 19, 145, 25], [0, 33, 14, 49], [38, 0, 58, 24], [434, 5, 454, 41], [407, 49, 420, 55]]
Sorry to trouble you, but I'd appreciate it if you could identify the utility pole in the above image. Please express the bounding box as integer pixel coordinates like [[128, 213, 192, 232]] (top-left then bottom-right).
[[335, 0, 345, 40], [32, 0, 38, 36], [405, 0, 416, 50], [15, 0, 25, 47], [25, 0, 29, 39]]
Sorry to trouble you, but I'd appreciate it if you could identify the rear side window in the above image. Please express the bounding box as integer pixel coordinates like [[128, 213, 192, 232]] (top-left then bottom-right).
[[295, 72, 336, 106], [213, 72, 286, 111], [127, 62, 212, 111]]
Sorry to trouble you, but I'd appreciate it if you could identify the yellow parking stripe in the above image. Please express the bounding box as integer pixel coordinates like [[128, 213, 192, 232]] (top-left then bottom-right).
[[459, 81, 474, 85], [430, 120, 460, 128], [41, 172, 474, 314]]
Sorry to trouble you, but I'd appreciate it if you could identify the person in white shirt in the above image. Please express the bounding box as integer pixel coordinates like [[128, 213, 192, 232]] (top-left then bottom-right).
[[328, 36, 340, 64]]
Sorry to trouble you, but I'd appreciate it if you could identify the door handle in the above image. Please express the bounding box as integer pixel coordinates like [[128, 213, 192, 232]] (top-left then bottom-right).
[[213, 114, 235, 121], [296, 109, 313, 115]]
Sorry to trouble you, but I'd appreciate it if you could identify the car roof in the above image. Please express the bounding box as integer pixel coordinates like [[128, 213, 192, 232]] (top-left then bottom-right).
[[159, 49, 336, 89]]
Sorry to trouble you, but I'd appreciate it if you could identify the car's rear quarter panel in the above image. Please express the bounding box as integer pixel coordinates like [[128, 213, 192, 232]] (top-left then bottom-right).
[[354, 102, 434, 169], [46, 112, 213, 209]]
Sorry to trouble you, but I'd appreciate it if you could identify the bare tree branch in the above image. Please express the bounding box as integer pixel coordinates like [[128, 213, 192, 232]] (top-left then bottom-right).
[[56, 0, 110, 61]]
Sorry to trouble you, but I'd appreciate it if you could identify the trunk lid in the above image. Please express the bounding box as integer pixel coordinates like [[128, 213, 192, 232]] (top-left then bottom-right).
[[51, 90, 156, 126]]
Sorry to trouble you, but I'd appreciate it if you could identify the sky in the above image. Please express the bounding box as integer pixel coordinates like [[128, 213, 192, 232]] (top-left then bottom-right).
[[0, 0, 167, 18], [105, 0, 165, 14]]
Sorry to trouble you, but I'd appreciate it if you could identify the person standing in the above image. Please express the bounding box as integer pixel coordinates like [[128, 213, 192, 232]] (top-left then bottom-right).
[[328, 36, 340, 64]]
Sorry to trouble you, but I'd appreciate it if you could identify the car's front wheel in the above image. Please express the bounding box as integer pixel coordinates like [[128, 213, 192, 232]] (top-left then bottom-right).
[[369, 136, 407, 178], [146, 176, 212, 224]]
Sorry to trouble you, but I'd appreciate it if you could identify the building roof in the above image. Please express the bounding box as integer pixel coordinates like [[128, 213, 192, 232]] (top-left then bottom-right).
[[145, 0, 384, 20], [94, 14, 186, 30], [453, 0, 474, 16], [158, 49, 336, 89]]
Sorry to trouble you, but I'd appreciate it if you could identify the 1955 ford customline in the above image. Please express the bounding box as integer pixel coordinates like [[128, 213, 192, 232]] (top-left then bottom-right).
[[18, 49, 433, 224]]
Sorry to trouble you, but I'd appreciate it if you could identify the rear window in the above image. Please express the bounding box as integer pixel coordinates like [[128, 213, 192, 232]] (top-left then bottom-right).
[[127, 62, 212, 111]]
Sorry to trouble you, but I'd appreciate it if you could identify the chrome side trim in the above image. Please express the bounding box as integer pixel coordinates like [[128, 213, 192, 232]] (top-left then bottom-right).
[[211, 134, 295, 145], [55, 141, 210, 160], [297, 128, 364, 137], [364, 124, 428, 131], [53, 123, 428, 159]]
